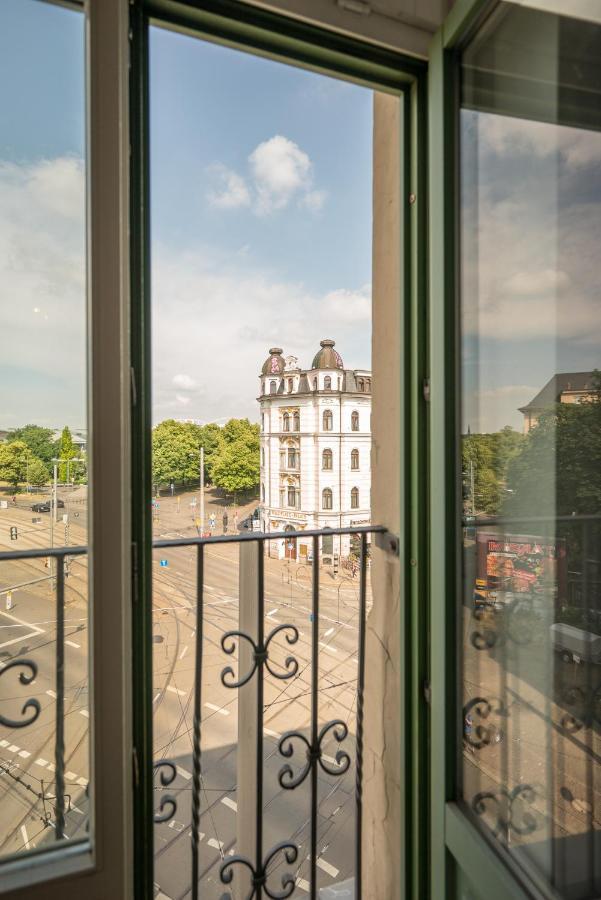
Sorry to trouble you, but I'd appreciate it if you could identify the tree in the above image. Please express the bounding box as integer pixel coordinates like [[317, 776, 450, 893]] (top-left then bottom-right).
[[6, 425, 55, 464], [223, 418, 260, 453], [57, 426, 78, 483], [211, 440, 260, 501], [197, 423, 225, 483], [0, 441, 32, 489], [152, 420, 202, 488], [27, 457, 49, 487]]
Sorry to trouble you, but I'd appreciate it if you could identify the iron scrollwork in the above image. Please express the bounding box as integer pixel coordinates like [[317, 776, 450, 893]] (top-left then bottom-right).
[[0, 659, 41, 728], [153, 759, 177, 823], [472, 784, 538, 839], [463, 696, 506, 749], [470, 595, 535, 651], [278, 720, 351, 789], [558, 683, 601, 734], [220, 841, 298, 900], [220, 623, 299, 688]]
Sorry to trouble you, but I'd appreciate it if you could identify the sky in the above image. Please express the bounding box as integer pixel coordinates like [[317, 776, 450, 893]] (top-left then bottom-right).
[[1, 2, 600, 434]]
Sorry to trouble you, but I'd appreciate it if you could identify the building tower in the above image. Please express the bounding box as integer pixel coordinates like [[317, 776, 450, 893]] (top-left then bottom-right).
[[258, 340, 371, 562]]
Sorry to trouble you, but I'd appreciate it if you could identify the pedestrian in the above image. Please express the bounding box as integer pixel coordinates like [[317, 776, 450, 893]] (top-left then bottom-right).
[[222, 510, 229, 534]]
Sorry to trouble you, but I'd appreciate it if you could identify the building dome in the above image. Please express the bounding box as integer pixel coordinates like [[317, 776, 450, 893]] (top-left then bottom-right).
[[261, 347, 285, 375], [311, 339, 343, 370]]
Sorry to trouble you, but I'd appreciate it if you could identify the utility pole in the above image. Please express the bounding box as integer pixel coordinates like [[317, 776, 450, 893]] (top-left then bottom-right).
[[200, 446, 205, 535]]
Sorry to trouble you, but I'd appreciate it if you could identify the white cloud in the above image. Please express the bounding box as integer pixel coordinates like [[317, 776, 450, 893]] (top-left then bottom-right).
[[207, 165, 251, 209], [208, 135, 325, 216], [322, 285, 371, 323], [175, 394, 191, 406], [172, 373, 196, 390]]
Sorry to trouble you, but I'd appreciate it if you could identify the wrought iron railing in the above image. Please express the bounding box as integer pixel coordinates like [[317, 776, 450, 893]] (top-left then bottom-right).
[[0, 524, 385, 897]]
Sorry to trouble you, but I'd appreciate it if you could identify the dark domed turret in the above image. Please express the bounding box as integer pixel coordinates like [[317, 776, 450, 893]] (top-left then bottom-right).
[[312, 339, 343, 370], [261, 347, 285, 375]]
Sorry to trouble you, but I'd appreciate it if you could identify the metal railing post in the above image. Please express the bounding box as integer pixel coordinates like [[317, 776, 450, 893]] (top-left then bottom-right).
[[191, 544, 204, 900], [55, 553, 66, 840]]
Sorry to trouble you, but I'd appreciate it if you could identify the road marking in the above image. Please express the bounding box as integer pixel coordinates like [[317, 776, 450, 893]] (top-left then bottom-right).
[[76, 777, 88, 787], [0, 740, 9, 748], [8, 744, 18, 753], [0, 609, 44, 650], [296, 878, 310, 893], [179, 646, 188, 660], [167, 685, 186, 697], [153, 692, 161, 704], [205, 702, 229, 716], [35, 758, 49, 768], [176, 766, 192, 781], [46, 763, 55, 772], [20, 825, 30, 849], [79, 709, 89, 718], [322, 754, 341, 767], [316, 857, 339, 879], [46, 690, 57, 699], [18, 750, 31, 759], [221, 797, 237, 812], [65, 640, 80, 649], [267, 608, 279, 617], [264, 727, 281, 739], [324, 627, 334, 637], [318, 642, 337, 654], [208, 838, 224, 850], [332, 806, 340, 816], [65, 771, 77, 780]]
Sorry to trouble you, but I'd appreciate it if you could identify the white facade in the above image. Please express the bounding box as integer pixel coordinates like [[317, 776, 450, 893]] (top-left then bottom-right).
[[258, 341, 371, 562]]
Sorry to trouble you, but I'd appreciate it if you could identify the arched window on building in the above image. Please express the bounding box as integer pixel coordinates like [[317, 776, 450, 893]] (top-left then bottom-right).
[[351, 410, 359, 431], [313, 377, 317, 390], [283, 412, 290, 432], [287, 487, 298, 509], [293, 412, 300, 432], [288, 448, 298, 469], [322, 449, 333, 470], [351, 486, 359, 509], [351, 449, 359, 470], [288, 378, 293, 392], [357, 377, 364, 391], [366, 378, 371, 392], [324, 375, 331, 390], [323, 409, 333, 431], [322, 487, 333, 510], [270, 380, 277, 394]]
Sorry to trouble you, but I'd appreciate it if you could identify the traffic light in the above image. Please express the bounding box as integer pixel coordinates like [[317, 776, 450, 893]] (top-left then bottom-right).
[[9, 526, 17, 541]]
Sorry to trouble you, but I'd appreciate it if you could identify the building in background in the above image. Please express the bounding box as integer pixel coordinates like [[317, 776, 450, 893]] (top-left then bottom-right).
[[259, 339, 371, 562], [519, 372, 599, 433]]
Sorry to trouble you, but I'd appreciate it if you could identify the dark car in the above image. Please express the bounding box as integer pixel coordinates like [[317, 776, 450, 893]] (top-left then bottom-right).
[[31, 499, 65, 513]]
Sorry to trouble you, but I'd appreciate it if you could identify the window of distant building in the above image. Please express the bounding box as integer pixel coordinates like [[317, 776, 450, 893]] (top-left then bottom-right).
[[288, 448, 298, 469], [351, 449, 359, 470], [323, 410, 333, 431], [322, 449, 333, 470], [283, 412, 290, 432], [279, 488, 285, 507], [287, 487, 298, 508], [313, 377, 317, 390], [351, 410, 359, 431], [357, 377, 364, 391], [322, 487, 333, 510], [270, 380, 276, 394], [288, 378, 293, 392], [366, 378, 371, 391], [261, 483, 265, 502], [351, 486, 359, 508], [261, 413, 265, 430], [324, 375, 331, 390], [293, 412, 300, 432]]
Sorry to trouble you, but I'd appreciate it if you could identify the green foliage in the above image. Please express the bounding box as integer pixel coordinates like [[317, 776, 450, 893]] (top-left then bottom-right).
[[6, 425, 55, 464], [57, 426, 78, 483], [27, 457, 49, 487], [152, 420, 202, 487], [211, 440, 260, 498], [0, 441, 33, 488], [462, 427, 525, 515], [223, 418, 260, 452]]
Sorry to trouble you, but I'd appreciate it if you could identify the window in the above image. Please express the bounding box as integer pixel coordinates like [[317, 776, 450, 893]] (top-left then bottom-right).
[[351, 449, 359, 470], [287, 487, 298, 508], [358, 377, 364, 391], [283, 412, 290, 432], [288, 448, 298, 469], [313, 377, 317, 390], [293, 411, 300, 432], [351, 486, 359, 508], [270, 380, 276, 394], [351, 410, 359, 431], [261, 413, 265, 430], [322, 448, 333, 470], [261, 483, 265, 502], [279, 488, 285, 508], [324, 375, 332, 390], [288, 378, 293, 391], [323, 409, 333, 431], [366, 378, 371, 391], [322, 487, 333, 510]]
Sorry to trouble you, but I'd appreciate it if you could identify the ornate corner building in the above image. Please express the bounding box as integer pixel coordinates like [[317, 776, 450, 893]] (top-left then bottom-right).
[[258, 340, 372, 562]]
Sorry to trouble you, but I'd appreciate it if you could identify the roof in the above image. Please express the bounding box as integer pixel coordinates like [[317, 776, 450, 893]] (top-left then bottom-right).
[[519, 372, 598, 412], [312, 339, 344, 370]]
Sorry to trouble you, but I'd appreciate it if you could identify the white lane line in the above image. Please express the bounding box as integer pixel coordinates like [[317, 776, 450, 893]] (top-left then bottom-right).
[[65, 771, 77, 780], [79, 709, 89, 718], [176, 766, 192, 781], [179, 646, 188, 660], [296, 878, 310, 893], [153, 692, 161, 704], [167, 685, 186, 697], [20, 825, 30, 849], [8, 745, 18, 753], [204, 702, 229, 716], [0, 740, 9, 748], [316, 858, 339, 879], [267, 608, 279, 617], [0, 610, 45, 650], [46, 690, 57, 699], [65, 640, 80, 649], [318, 642, 337, 654], [35, 758, 49, 768], [221, 797, 237, 812], [18, 750, 31, 759], [208, 838, 224, 850], [76, 777, 88, 787], [264, 727, 281, 739], [46, 763, 55, 772], [324, 627, 334, 637]]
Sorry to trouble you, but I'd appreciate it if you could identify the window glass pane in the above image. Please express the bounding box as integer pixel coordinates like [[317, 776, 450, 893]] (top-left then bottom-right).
[[460, 5, 601, 896], [0, 0, 89, 860]]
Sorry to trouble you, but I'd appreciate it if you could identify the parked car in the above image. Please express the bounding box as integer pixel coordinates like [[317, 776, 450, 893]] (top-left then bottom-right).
[[31, 499, 65, 513], [550, 622, 601, 664]]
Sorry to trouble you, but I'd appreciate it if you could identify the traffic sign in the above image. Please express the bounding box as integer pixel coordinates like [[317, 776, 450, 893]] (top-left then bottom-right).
[[160, 559, 168, 567]]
